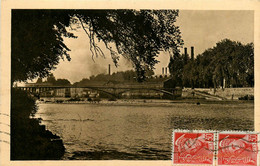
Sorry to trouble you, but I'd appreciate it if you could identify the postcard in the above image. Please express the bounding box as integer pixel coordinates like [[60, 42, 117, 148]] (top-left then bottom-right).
[[1, 0, 260, 166]]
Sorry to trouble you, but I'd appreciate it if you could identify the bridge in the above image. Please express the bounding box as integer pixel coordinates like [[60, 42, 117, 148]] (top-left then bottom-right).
[[16, 85, 182, 99]]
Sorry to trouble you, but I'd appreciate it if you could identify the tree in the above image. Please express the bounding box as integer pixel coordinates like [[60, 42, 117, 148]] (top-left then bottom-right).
[[12, 9, 183, 83], [195, 52, 214, 88], [55, 79, 71, 86], [209, 39, 254, 88], [12, 10, 75, 83], [36, 78, 43, 83], [168, 52, 185, 87], [75, 10, 183, 82], [122, 70, 137, 81], [46, 73, 56, 85], [73, 78, 90, 87], [170, 39, 254, 89], [145, 68, 155, 78]]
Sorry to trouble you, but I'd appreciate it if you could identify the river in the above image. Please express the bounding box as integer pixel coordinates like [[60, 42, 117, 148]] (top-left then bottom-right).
[[35, 100, 254, 160]]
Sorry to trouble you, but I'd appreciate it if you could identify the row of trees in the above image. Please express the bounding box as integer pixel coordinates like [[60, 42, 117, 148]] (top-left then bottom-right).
[[73, 70, 138, 86], [73, 68, 174, 87], [36, 74, 71, 86], [73, 69, 156, 86], [169, 39, 254, 89]]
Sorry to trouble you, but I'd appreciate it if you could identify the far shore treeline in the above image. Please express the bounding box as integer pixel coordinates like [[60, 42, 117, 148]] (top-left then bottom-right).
[[39, 68, 169, 87]]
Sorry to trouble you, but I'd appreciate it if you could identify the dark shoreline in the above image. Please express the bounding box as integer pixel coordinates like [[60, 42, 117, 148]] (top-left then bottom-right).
[[11, 89, 65, 160]]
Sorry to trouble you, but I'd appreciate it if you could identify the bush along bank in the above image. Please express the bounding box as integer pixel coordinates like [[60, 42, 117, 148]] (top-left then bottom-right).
[[11, 89, 65, 160]]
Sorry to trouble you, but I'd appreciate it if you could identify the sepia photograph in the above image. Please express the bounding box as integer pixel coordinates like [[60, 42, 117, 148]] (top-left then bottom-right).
[[9, 9, 254, 160], [1, 1, 259, 165]]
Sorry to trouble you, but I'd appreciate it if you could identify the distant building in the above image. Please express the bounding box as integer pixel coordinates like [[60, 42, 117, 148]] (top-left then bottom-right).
[[55, 88, 66, 97]]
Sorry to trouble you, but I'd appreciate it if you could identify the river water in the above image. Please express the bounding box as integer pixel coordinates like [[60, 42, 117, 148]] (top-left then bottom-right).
[[35, 101, 254, 160]]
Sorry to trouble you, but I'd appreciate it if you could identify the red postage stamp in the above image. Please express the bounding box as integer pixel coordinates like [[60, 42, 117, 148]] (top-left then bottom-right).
[[217, 132, 259, 166], [172, 130, 260, 165], [172, 130, 215, 165]]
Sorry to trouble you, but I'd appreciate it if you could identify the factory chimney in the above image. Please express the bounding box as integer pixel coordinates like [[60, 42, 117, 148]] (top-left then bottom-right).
[[162, 67, 164, 75], [183, 47, 188, 64], [184, 47, 187, 56], [191, 46, 194, 61], [108, 64, 111, 75]]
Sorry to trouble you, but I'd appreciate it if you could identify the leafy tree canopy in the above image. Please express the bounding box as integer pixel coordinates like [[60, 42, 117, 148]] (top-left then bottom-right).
[[46, 73, 56, 84], [44, 73, 71, 86], [12, 9, 183, 83], [55, 79, 71, 86], [168, 39, 254, 88]]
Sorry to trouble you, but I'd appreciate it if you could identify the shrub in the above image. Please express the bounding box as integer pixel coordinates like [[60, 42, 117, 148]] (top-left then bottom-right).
[[238, 95, 254, 100], [108, 97, 117, 101]]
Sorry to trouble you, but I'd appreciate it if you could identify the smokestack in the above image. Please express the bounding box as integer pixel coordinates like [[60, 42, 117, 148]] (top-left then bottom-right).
[[165, 67, 167, 75], [191, 46, 194, 60], [184, 47, 187, 56], [108, 64, 111, 75], [162, 67, 164, 75]]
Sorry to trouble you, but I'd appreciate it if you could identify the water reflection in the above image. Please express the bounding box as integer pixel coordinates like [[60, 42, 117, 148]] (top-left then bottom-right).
[[36, 102, 253, 160]]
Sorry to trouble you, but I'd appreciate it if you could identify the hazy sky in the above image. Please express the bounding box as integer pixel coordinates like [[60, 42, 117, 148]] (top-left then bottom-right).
[[52, 10, 254, 83]]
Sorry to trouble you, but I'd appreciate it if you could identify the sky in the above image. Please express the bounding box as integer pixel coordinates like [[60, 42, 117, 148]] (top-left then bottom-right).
[[51, 10, 254, 84]]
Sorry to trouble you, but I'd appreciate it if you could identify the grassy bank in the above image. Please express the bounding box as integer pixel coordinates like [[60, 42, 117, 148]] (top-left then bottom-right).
[[11, 89, 65, 160]]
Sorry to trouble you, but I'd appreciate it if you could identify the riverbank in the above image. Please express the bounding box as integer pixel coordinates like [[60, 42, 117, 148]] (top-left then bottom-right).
[[11, 89, 65, 160], [37, 98, 254, 107]]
